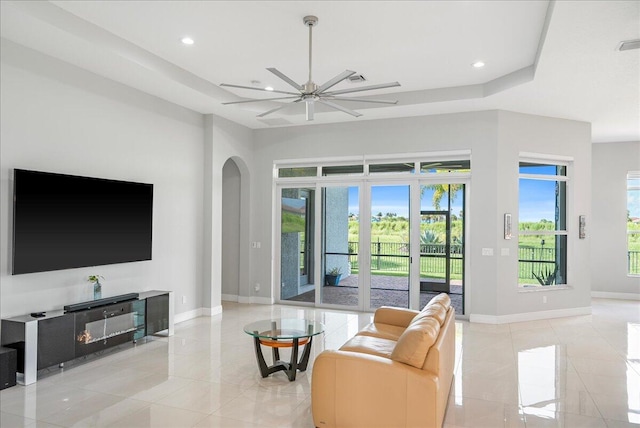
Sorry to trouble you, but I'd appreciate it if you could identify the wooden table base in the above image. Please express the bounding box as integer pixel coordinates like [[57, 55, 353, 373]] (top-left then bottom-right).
[[252, 336, 313, 381]]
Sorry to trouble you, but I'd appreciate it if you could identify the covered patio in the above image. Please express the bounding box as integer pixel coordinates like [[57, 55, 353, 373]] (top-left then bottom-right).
[[288, 274, 464, 314]]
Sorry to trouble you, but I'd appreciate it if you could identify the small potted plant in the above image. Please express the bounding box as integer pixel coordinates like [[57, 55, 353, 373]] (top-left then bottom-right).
[[325, 267, 343, 286], [88, 275, 104, 300]]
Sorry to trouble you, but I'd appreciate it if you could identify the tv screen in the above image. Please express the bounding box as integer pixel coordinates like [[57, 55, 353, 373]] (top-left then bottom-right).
[[12, 169, 153, 275]]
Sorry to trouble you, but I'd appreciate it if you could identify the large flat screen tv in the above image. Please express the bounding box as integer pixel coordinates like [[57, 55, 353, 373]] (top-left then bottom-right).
[[12, 169, 153, 275]]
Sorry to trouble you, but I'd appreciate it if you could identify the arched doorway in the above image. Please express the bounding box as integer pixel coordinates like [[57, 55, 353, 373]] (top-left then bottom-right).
[[221, 158, 241, 299]]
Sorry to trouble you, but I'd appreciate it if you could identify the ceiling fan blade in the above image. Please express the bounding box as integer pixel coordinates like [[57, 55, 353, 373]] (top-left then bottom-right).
[[220, 83, 299, 96], [266, 68, 303, 91], [317, 99, 362, 118], [223, 96, 300, 105], [316, 70, 356, 94], [256, 99, 302, 118], [325, 96, 398, 105], [323, 82, 401, 96], [256, 105, 288, 118]]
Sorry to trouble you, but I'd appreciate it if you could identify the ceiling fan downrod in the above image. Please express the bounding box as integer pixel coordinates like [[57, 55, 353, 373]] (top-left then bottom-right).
[[303, 15, 318, 94]]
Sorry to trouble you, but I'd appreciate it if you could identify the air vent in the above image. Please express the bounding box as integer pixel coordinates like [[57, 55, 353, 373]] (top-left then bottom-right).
[[618, 39, 640, 51], [347, 74, 367, 83]]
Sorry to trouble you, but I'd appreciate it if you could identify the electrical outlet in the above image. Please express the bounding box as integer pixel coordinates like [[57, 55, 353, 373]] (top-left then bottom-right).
[[255, 283, 260, 292], [482, 248, 494, 256], [182, 295, 187, 304], [543, 296, 547, 304]]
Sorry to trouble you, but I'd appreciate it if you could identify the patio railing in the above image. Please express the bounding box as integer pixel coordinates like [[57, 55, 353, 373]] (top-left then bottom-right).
[[630, 250, 640, 275], [311, 241, 640, 278]]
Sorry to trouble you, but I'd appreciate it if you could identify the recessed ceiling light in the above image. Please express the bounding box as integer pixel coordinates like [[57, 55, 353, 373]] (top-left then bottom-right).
[[181, 37, 194, 45], [472, 61, 485, 68], [265, 86, 274, 91]]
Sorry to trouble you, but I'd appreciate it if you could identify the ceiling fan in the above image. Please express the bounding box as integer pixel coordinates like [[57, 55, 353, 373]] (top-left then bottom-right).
[[220, 15, 401, 121]]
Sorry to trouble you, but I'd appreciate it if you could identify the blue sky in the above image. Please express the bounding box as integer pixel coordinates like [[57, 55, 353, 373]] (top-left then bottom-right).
[[518, 179, 557, 222], [344, 179, 640, 221], [347, 185, 464, 218]]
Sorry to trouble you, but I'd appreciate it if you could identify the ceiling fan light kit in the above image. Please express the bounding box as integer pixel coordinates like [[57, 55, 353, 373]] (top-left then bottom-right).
[[221, 15, 401, 121]]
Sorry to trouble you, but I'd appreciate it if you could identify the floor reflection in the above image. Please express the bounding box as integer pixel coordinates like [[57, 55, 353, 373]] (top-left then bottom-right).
[[0, 299, 638, 427], [451, 299, 640, 427]]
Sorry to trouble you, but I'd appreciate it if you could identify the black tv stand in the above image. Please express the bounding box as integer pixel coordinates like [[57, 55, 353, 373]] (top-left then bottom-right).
[[64, 293, 140, 312], [1, 290, 173, 385]]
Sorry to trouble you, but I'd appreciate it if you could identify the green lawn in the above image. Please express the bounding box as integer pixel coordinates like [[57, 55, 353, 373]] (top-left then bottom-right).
[[343, 220, 640, 277]]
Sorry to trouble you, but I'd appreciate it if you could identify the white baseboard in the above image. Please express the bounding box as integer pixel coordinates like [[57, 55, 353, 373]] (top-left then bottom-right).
[[221, 294, 238, 302], [174, 306, 223, 323], [237, 295, 274, 305], [202, 305, 223, 316], [591, 291, 640, 301], [222, 294, 273, 304], [174, 308, 203, 324], [470, 306, 592, 324]]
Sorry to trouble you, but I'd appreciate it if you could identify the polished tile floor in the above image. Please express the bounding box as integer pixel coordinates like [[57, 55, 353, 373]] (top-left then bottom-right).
[[1, 298, 638, 427]]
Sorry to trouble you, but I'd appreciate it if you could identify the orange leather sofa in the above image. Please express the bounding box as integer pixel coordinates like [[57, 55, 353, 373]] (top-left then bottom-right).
[[311, 293, 455, 428]]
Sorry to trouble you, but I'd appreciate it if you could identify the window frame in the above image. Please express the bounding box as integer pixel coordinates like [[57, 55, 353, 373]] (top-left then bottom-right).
[[518, 155, 571, 289]]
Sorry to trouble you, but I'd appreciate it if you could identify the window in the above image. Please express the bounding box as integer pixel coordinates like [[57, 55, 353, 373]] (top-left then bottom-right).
[[628, 172, 640, 276], [278, 167, 317, 178], [420, 159, 471, 174], [518, 161, 568, 287], [276, 152, 471, 180], [369, 162, 416, 174], [322, 165, 364, 176]]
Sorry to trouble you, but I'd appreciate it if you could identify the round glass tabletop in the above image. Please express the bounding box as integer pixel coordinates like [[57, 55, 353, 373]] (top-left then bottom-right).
[[243, 319, 325, 340]]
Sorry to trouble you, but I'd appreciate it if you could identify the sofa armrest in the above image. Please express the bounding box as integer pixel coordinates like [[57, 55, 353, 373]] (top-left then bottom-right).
[[312, 350, 439, 428], [373, 306, 419, 327]]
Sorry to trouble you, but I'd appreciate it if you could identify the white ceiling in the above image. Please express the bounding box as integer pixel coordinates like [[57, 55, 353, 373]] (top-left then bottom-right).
[[1, 1, 638, 142]]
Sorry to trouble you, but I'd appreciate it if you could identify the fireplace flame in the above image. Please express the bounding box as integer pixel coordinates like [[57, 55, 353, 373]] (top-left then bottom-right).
[[77, 330, 92, 343]]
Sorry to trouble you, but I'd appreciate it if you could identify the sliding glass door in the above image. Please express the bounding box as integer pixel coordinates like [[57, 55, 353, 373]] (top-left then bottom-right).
[[321, 186, 360, 308], [419, 183, 465, 312], [369, 185, 411, 309], [280, 187, 315, 303], [276, 171, 467, 315]]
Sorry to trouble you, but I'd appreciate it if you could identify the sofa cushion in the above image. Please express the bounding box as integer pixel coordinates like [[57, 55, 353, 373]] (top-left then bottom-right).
[[372, 306, 419, 327], [427, 293, 451, 310], [357, 323, 407, 341], [412, 304, 447, 326], [390, 316, 440, 368], [340, 335, 396, 359]]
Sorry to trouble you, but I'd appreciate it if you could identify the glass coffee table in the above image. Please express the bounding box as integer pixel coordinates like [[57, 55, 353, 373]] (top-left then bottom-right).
[[244, 319, 324, 381]]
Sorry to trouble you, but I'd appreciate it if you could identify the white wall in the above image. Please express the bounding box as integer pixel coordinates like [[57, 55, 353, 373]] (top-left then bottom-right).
[[591, 141, 640, 298], [253, 111, 592, 321], [202, 115, 254, 312], [0, 42, 205, 318], [496, 111, 592, 317]]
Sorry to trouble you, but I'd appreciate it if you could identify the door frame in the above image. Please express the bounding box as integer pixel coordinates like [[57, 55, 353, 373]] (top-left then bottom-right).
[[273, 161, 471, 316]]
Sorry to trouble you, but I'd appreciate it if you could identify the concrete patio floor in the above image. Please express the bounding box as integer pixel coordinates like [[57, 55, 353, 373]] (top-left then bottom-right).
[[286, 274, 464, 315]]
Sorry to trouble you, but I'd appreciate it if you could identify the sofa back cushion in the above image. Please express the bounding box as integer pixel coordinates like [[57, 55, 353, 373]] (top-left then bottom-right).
[[413, 304, 447, 326], [390, 316, 440, 368], [427, 293, 451, 310]]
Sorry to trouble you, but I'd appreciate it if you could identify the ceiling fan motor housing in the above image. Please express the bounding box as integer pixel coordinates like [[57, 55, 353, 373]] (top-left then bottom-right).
[[303, 15, 318, 27]]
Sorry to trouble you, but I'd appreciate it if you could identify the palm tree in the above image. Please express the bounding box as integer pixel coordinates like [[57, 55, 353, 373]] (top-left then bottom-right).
[[422, 184, 463, 210]]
